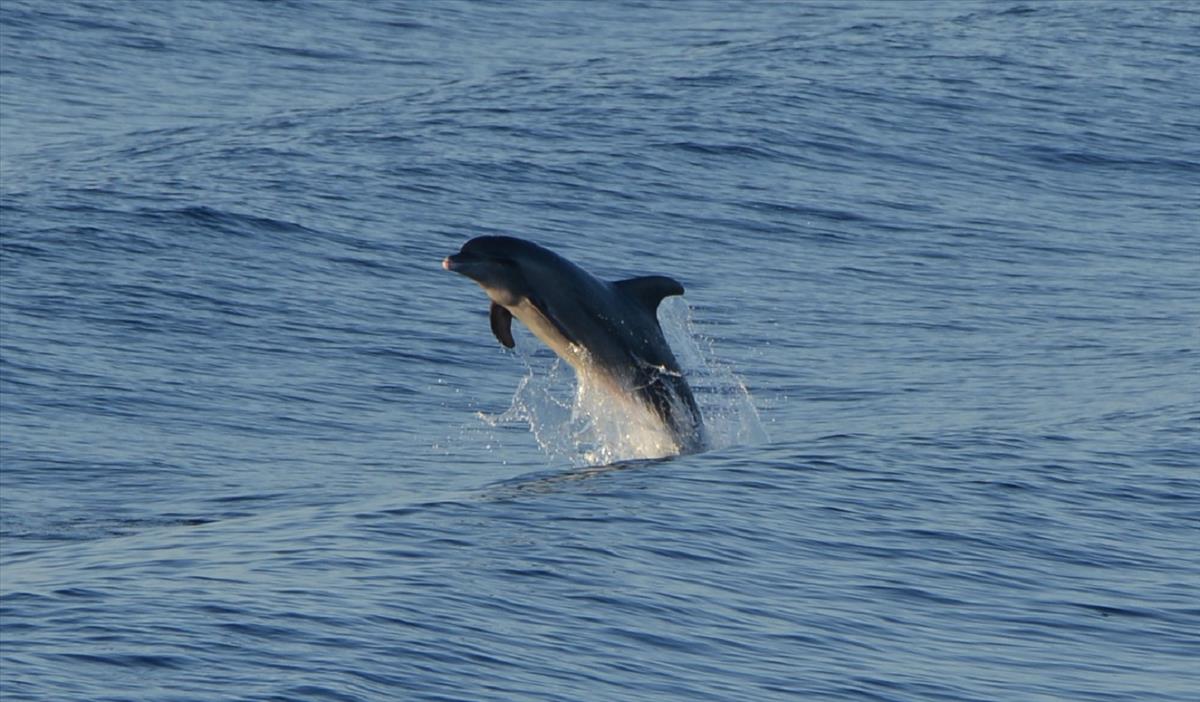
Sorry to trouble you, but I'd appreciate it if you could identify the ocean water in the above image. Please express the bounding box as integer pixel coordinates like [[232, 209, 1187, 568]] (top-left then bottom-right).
[[2, 1, 1198, 700]]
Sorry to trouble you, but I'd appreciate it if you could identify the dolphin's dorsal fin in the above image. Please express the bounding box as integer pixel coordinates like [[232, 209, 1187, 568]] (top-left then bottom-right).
[[613, 276, 685, 313], [490, 302, 515, 348]]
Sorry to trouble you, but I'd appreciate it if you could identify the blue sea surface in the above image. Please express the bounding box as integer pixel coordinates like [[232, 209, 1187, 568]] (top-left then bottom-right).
[[2, 1, 1199, 700]]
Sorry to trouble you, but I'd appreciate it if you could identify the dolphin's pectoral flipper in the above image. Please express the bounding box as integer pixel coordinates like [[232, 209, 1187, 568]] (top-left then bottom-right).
[[490, 302, 515, 348], [613, 276, 685, 313]]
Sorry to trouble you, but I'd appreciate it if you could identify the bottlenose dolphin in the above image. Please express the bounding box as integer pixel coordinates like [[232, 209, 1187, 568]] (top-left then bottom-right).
[[443, 236, 705, 454]]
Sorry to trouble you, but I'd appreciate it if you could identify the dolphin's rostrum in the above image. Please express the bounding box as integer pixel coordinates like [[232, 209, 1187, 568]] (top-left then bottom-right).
[[443, 236, 705, 454]]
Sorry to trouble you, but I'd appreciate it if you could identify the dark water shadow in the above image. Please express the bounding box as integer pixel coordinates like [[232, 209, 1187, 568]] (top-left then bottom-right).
[[481, 454, 680, 500]]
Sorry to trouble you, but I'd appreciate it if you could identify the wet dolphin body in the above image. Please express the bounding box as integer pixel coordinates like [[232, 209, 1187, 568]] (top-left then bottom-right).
[[443, 236, 705, 453]]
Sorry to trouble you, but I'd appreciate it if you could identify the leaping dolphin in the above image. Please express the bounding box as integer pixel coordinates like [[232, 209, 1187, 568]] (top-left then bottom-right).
[[443, 236, 706, 454]]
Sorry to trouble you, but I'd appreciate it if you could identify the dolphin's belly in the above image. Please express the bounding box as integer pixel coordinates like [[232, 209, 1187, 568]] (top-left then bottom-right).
[[511, 300, 588, 368], [512, 301, 638, 388]]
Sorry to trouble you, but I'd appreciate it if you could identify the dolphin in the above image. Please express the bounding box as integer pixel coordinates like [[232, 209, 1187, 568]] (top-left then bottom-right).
[[443, 236, 705, 454]]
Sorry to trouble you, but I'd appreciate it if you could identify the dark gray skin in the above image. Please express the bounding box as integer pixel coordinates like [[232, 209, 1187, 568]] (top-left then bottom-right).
[[443, 236, 705, 454]]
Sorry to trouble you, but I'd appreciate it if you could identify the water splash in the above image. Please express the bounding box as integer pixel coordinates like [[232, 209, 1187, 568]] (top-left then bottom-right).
[[659, 298, 769, 450], [480, 298, 767, 466]]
